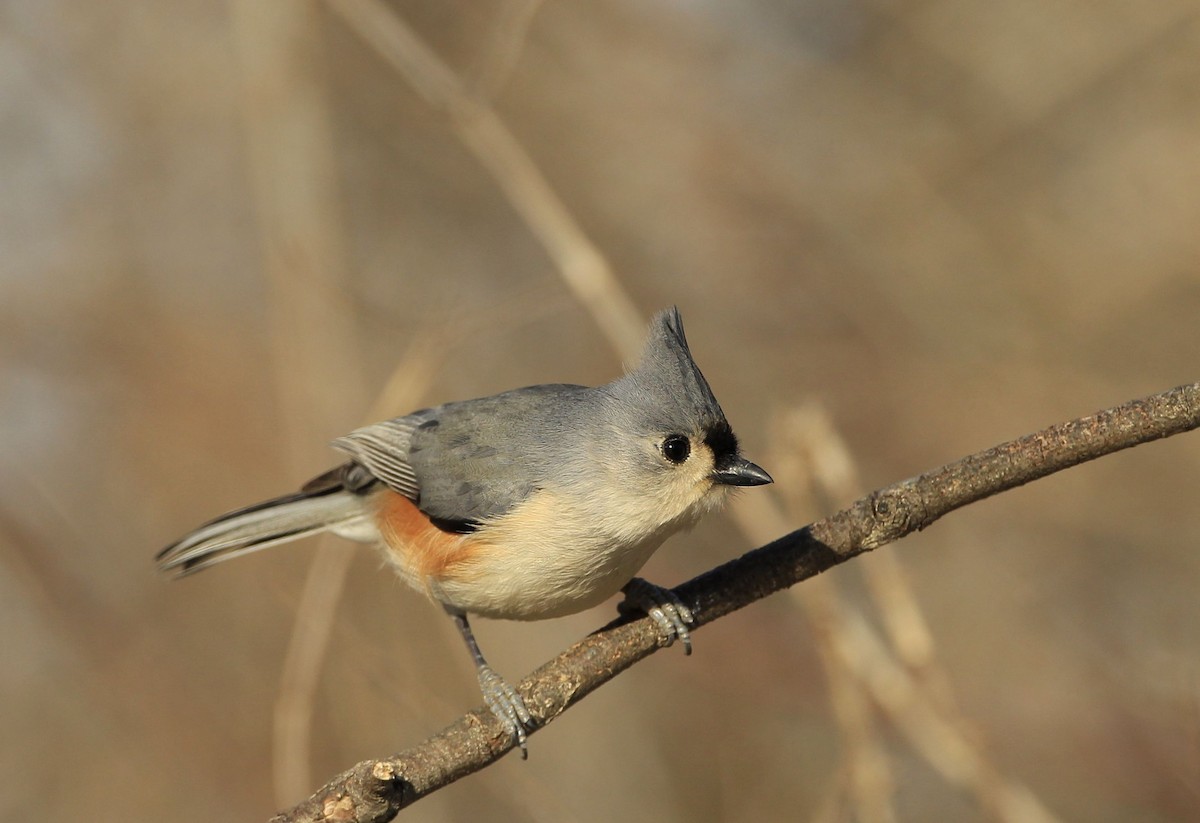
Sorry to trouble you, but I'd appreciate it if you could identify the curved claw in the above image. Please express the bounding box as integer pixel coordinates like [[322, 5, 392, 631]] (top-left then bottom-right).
[[620, 578, 695, 655], [477, 664, 534, 758]]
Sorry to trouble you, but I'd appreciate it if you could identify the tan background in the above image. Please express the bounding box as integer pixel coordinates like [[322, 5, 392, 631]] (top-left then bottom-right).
[[3, 1, 1199, 820]]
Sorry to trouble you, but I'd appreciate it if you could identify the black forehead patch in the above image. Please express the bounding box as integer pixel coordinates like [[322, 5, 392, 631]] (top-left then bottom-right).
[[704, 420, 738, 457]]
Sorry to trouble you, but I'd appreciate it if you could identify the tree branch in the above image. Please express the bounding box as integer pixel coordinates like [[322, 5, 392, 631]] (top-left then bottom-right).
[[270, 382, 1200, 822]]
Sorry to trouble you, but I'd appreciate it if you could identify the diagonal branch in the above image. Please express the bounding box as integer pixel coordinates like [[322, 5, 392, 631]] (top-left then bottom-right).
[[324, 0, 647, 361], [270, 382, 1200, 822]]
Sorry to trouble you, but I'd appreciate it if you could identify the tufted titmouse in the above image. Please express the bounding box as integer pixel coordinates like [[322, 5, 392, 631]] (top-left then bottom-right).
[[158, 307, 771, 754]]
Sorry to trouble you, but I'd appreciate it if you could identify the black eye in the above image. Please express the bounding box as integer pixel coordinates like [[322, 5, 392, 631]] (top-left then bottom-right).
[[661, 434, 691, 464]]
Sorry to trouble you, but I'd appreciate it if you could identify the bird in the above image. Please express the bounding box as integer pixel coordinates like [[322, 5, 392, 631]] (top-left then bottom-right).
[[158, 306, 772, 755]]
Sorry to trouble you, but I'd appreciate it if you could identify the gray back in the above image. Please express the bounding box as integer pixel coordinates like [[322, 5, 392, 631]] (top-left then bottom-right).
[[333, 307, 731, 526]]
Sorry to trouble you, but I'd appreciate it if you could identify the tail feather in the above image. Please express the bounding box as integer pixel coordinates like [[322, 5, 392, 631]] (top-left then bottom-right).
[[158, 488, 368, 575]]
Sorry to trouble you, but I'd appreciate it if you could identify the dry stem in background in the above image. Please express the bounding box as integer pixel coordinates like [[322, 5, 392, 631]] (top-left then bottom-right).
[[324, 0, 646, 360], [755, 405, 1059, 823], [227, 0, 368, 802]]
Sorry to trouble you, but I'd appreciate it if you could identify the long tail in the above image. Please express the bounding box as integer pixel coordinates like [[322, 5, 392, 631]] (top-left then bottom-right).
[[157, 483, 369, 575]]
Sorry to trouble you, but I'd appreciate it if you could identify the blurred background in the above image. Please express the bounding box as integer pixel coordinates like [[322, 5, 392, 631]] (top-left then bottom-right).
[[3, 0, 1199, 820]]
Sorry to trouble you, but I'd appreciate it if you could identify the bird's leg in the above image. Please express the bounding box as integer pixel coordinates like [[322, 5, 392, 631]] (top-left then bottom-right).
[[448, 609, 533, 758], [619, 577, 695, 655]]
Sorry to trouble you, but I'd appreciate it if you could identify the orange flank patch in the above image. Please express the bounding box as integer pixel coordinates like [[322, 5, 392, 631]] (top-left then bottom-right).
[[372, 490, 477, 583]]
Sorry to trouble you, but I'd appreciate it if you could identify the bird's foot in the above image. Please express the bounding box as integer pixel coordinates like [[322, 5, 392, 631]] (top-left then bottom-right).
[[619, 577, 695, 655], [476, 664, 534, 759]]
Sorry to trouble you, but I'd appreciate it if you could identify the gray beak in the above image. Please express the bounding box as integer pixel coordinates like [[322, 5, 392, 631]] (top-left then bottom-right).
[[712, 455, 773, 487]]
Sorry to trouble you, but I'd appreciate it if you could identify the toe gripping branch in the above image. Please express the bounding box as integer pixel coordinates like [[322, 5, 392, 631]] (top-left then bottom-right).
[[475, 663, 534, 757], [449, 579, 694, 760], [619, 577, 696, 655], [450, 610, 535, 758]]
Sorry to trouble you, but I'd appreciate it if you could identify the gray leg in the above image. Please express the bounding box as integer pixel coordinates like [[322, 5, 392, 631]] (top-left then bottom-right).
[[449, 609, 533, 758], [619, 578, 695, 655]]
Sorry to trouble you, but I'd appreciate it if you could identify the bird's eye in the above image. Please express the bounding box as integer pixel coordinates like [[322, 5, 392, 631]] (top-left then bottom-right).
[[661, 434, 691, 464]]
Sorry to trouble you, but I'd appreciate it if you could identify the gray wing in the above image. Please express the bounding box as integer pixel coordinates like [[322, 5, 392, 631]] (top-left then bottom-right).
[[331, 385, 594, 525], [330, 414, 428, 500]]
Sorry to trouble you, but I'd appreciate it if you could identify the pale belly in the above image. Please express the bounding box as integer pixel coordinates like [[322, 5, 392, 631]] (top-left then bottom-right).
[[369, 487, 714, 621], [428, 529, 671, 620]]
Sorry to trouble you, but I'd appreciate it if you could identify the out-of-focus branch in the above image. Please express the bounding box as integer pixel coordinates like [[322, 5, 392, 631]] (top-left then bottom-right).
[[324, 0, 646, 361], [762, 404, 1057, 823], [226, 0, 367, 804], [465, 0, 548, 101], [269, 382, 1200, 822], [744, 410, 900, 823]]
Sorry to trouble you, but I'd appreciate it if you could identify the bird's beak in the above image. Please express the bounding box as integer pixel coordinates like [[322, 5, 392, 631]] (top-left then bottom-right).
[[711, 455, 773, 487]]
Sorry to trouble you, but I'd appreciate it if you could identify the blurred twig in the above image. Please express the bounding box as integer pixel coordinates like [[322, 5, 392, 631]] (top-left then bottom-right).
[[767, 403, 1051, 822], [227, 0, 367, 803], [465, 0, 548, 101], [775, 405, 941, 676], [747, 407, 898, 823], [746, 405, 1062, 823], [833, 607, 1059, 823], [324, 0, 646, 361], [742, 403, 1059, 823], [805, 582, 897, 823], [270, 382, 1200, 822], [270, 328, 457, 808]]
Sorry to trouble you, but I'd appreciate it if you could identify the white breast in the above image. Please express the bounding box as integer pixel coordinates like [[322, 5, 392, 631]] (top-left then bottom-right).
[[425, 488, 713, 620]]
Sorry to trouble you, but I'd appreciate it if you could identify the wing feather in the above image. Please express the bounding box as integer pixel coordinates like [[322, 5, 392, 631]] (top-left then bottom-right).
[[331, 416, 425, 500], [330, 385, 593, 525]]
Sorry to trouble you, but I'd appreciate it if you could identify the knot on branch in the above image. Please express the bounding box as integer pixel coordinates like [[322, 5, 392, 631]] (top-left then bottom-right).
[[270, 759, 409, 823], [863, 486, 929, 548]]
